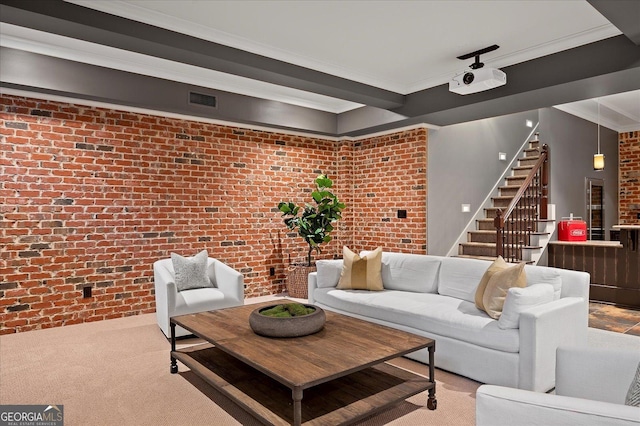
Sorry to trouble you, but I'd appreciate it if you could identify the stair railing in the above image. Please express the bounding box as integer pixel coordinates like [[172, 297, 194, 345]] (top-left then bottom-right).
[[494, 144, 549, 263]]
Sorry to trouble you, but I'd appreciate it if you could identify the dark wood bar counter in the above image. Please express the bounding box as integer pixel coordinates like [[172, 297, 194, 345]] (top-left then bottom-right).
[[548, 225, 640, 309]]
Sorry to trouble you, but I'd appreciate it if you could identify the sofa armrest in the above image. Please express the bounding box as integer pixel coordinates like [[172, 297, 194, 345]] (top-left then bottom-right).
[[213, 260, 244, 304], [556, 346, 640, 404], [476, 385, 640, 426], [308, 272, 319, 304], [518, 297, 588, 391]]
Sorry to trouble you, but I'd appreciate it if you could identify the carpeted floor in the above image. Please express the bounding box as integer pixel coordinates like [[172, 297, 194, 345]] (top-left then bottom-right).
[[1, 306, 639, 426]]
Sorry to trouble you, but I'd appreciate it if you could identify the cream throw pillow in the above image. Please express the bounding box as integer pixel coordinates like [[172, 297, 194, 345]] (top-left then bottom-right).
[[475, 256, 510, 311], [482, 261, 527, 319], [337, 247, 383, 291]]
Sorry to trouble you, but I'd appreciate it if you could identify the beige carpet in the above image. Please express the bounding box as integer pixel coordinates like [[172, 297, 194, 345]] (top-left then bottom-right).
[[0, 312, 480, 426]]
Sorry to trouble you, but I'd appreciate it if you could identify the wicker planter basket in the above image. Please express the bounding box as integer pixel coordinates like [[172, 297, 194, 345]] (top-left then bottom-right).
[[285, 264, 316, 298]]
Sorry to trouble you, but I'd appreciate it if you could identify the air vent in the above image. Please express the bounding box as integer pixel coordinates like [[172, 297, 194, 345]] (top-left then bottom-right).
[[189, 92, 217, 108]]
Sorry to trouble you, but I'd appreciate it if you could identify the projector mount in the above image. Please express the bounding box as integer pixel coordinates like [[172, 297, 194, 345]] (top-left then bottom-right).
[[457, 44, 500, 70]]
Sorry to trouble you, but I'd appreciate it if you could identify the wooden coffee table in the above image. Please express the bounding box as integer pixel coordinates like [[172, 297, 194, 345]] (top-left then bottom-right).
[[170, 300, 436, 425]]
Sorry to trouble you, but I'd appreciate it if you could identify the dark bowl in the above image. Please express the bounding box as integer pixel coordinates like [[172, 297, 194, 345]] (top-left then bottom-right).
[[249, 304, 326, 338]]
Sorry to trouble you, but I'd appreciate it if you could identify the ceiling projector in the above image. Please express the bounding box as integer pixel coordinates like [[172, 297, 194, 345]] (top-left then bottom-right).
[[449, 67, 507, 95]]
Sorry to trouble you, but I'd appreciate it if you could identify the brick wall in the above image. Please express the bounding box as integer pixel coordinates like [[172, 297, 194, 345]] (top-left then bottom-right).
[[349, 128, 428, 253], [0, 95, 428, 334], [619, 130, 640, 224]]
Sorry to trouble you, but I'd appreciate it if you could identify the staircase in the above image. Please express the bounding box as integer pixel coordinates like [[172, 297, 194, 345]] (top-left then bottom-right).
[[458, 138, 555, 264]]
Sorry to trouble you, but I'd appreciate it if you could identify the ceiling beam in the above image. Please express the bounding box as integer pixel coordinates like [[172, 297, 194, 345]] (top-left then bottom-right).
[[587, 0, 640, 45], [386, 35, 640, 125], [0, 0, 405, 109]]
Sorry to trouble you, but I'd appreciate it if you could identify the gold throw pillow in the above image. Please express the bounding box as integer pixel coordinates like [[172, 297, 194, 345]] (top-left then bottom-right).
[[337, 247, 383, 291], [475, 256, 509, 311], [482, 262, 527, 319]]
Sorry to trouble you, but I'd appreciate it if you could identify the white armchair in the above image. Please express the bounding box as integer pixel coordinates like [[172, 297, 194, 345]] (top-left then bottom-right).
[[153, 256, 244, 337], [476, 346, 640, 426]]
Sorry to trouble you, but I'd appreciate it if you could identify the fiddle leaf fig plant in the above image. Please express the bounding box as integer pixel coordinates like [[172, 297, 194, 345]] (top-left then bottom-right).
[[278, 174, 345, 266]]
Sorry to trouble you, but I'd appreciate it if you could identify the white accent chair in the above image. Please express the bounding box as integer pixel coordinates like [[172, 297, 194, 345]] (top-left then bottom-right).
[[476, 346, 640, 426], [153, 257, 244, 338]]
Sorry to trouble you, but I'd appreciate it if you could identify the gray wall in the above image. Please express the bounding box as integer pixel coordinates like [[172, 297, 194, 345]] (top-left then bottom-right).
[[538, 107, 619, 239], [427, 110, 540, 255]]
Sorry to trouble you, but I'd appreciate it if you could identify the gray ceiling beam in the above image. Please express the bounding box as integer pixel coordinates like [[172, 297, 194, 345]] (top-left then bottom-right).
[[0, 48, 338, 135], [588, 0, 640, 45], [0, 0, 405, 109], [384, 35, 640, 125]]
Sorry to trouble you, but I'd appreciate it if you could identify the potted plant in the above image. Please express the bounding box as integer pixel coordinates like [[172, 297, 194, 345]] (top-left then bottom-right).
[[277, 174, 345, 297]]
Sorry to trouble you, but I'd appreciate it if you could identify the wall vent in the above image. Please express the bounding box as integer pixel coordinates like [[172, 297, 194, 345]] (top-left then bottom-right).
[[189, 91, 217, 108]]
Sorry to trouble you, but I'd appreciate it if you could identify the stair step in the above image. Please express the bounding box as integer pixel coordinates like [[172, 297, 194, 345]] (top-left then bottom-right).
[[519, 156, 540, 167], [512, 165, 534, 176], [524, 148, 540, 157], [491, 194, 539, 208], [530, 141, 540, 149], [455, 254, 533, 264], [491, 195, 514, 208], [469, 230, 535, 244], [459, 242, 497, 257], [499, 185, 540, 197], [484, 206, 538, 218], [506, 175, 527, 185], [455, 254, 498, 262]]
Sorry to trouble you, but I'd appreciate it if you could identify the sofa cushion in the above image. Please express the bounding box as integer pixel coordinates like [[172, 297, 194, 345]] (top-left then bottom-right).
[[379, 252, 441, 293], [498, 284, 555, 329], [337, 247, 383, 291], [523, 265, 562, 300], [483, 262, 527, 319], [438, 257, 493, 303], [475, 256, 509, 311], [314, 288, 520, 353], [315, 259, 344, 288], [171, 250, 213, 292]]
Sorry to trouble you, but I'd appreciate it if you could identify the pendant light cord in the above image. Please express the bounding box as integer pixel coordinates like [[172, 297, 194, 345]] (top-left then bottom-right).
[[597, 100, 601, 154]]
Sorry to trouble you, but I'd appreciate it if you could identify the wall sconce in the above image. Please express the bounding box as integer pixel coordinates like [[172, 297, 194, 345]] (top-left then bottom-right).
[[594, 99, 605, 171]]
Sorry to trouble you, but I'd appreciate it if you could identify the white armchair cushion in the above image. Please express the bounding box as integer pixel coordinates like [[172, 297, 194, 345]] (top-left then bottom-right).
[[498, 284, 554, 329], [173, 287, 226, 317], [171, 250, 212, 291]]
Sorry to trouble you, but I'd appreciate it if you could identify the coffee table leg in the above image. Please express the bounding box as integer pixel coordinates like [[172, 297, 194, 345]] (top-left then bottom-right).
[[170, 321, 178, 374], [427, 343, 437, 410], [292, 387, 303, 426]]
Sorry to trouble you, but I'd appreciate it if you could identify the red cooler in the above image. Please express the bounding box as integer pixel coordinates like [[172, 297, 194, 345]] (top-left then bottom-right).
[[558, 216, 587, 241]]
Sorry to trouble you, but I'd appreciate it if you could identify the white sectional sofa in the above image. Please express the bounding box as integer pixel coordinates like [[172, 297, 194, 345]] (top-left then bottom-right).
[[308, 252, 590, 392]]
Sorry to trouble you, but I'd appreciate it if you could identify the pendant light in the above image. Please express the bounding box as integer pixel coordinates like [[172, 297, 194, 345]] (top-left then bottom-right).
[[593, 99, 604, 171]]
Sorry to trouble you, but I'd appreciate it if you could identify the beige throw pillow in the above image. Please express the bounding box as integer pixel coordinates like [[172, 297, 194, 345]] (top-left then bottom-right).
[[337, 247, 383, 291], [475, 256, 509, 311], [482, 261, 527, 319]]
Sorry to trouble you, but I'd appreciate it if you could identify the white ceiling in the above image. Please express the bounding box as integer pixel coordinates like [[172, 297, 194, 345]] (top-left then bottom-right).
[[2, 0, 639, 131]]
